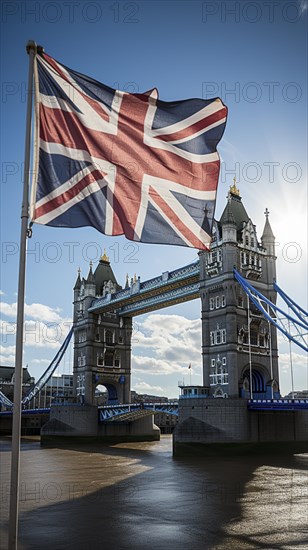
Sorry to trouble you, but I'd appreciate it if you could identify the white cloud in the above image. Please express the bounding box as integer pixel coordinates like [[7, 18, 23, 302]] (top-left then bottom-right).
[[132, 313, 202, 376], [0, 344, 15, 355], [0, 354, 15, 365], [0, 290, 5, 296], [279, 352, 308, 374], [0, 317, 72, 349], [0, 344, 16, 365], [132, 354, 187, 376], [133, 382, 165, 394], [0, 299, 72, 350], [0, 301, 64, 323]]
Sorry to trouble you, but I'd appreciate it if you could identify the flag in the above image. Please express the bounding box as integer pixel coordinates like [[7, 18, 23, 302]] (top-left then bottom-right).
[[188, 363, 191, 369], [30, 51, 227, 249]]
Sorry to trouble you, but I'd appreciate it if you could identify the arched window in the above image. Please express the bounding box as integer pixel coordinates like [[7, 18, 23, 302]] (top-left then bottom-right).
[[105, 330, 114, 344], [250, 327, 258, 346]]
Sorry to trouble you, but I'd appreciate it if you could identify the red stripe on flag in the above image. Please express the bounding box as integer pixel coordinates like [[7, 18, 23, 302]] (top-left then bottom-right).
[[40, 104, 113, 161], [41, 54, 110, 122], [34, 169, 107, 220], [149, 186, 210, 250], [154, 107, 227, 143]]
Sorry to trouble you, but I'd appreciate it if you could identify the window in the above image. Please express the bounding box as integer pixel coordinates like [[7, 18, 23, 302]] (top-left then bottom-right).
[[105, 330, 114, 344], [210, 356, 228, 386], [210, 297, 215, 310], [211, 358, 216, 367], [251, 237, 255, 248], [238, 295, 244, 308], [215, 296, 220, 309], [221, 295, 226, 307], [250, 327, 258, 346], [245, 235, 249, 246], [210, 328, 226, 346], [78, 354, 86, 367]]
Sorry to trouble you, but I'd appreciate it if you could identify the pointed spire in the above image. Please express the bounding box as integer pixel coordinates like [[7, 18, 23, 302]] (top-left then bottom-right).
[[221, 199, 236, 225], [262, 208, 275, 240], [261, 208, 275, 255], [87, 261, 95, 284], [74, 268, 81, 290], [125, 273, 130, 289]]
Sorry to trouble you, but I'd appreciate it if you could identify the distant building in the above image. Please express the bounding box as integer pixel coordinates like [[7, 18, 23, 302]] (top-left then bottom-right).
[[284, 390, 308, 399], [0, 365, 34, 402], [32, 374, 74, 407], [131, 391, 169, 404]]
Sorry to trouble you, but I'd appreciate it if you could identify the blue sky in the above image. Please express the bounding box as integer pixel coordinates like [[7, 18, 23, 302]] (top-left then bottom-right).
[[0, 0, 307, 397]]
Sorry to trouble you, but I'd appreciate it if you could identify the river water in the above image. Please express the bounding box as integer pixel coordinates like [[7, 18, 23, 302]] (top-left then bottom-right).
[[1, 436, 308, 549]]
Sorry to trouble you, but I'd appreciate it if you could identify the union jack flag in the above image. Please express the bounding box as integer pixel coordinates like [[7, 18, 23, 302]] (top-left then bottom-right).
[[30, 51, 227, 249]]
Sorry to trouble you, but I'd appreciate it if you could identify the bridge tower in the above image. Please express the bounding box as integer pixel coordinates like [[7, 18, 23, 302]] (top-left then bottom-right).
[[199, 181, 279, 399], [73, 252, 132, 405]]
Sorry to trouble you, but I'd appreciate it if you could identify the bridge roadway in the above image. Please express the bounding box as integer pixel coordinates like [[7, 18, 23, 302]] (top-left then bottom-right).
[[89, 260, 200, 316]]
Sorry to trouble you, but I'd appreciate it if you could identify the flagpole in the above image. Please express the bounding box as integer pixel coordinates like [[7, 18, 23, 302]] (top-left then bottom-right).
[[8, 40, 37, 550]]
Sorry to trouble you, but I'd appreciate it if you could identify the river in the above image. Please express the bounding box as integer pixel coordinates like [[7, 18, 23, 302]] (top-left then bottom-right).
[[1, 436, 308, 549]]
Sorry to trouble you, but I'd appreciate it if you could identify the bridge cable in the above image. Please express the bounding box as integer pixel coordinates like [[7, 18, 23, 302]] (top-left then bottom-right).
[[233, 269, 308, 353]]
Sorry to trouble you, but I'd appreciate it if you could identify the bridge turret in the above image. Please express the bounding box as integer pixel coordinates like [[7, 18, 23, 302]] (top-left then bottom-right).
[[84, 262, 96, 297], [72, 253, 132, 407], [199, 181, 279, 399], [221, 192, 237, 244]]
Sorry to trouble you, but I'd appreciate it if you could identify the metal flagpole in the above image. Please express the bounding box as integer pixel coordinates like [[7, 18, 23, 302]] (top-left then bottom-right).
[[8, 40, 37, 550]]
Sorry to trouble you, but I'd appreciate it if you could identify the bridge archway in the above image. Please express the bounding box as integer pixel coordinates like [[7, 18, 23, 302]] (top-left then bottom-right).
[[94, 375, 126, 405], [240, 365, 268, 399]]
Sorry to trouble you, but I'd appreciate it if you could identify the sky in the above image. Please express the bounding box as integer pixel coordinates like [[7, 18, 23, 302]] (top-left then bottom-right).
[[0, 0, 307, 398]]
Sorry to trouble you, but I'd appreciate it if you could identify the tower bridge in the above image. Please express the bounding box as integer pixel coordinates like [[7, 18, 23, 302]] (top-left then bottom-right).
[[72, 181, 282, 408], [2, 183, 307, 451]]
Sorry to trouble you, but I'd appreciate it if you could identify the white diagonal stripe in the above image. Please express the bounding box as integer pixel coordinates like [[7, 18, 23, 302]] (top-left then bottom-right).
[[149, 99, 224, 138], [35, 178, 108, 225], [135, 174, 215, 246], [38, 56, 123, 134]]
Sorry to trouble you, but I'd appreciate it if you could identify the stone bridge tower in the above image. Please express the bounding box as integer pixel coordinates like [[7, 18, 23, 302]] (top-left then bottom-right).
[[199, 181, 279, 399], [73, 252, 132, 405]]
